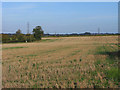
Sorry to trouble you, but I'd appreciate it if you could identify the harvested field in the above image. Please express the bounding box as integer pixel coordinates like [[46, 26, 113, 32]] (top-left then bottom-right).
[[2, 36, 119, 88]]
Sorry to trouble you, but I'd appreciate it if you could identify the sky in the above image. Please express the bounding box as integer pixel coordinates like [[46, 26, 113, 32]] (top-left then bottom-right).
[[2, 2, 118, 34]]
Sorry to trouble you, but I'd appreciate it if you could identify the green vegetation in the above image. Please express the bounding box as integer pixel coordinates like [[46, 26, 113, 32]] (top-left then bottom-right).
[[33, 26, 44, 40], [106, 67, 119, 82], [73, 59, 77, 62], [9, 65, 11, 72], [19, 59, 21, 62], [71, 50, 81, 56], [79, 58, 82, 62], [94, 44, 119, 87], [2, 26, 44, 43], [40, 39, 60, 42], [25, 54, 37, 57], [3, 46, 27, 50]]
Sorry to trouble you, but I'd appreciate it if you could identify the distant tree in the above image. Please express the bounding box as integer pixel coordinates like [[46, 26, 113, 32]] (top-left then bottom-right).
[[15, 29, 25, 42], [2, 34, 10, 43], [16, 29, 22, 35], [84, 32, 91, 35], [18, 34, 25, 41], [33, 26, 44, 40], [25, 34, 35, 42]]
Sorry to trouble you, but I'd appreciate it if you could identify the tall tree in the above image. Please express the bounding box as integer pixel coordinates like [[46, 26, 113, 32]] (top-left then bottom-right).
[[16, 29, 21, 35], [33, 26, 44, 40], [16, 29, 25, 42]]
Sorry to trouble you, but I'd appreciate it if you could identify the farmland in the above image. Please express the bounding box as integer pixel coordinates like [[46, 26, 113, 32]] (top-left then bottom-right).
[[2, 36, 119, 88]]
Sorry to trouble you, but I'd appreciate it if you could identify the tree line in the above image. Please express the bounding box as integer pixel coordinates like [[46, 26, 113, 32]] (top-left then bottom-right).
[[2, 26, 44, 43]]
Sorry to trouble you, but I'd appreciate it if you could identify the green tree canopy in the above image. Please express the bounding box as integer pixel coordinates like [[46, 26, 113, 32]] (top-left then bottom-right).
[[15, 29, 25, 42], [16, 29, 22, 35], [33, 26, 44, 40]]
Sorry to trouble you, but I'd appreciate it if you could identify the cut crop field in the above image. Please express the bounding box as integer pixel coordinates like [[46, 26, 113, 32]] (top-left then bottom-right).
[[2, 36, 119, 88]]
